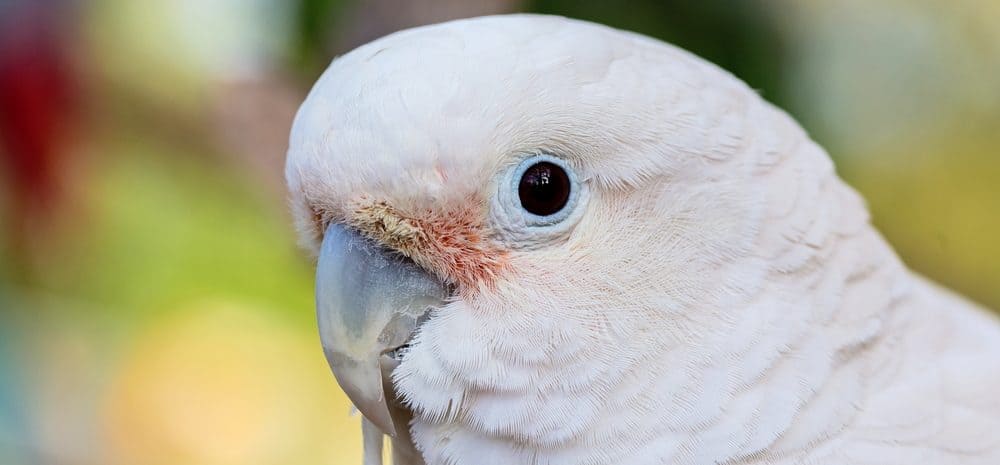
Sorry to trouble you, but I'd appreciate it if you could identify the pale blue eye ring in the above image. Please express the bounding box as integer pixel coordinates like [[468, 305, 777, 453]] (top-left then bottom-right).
[[490, 153, 588, 247]]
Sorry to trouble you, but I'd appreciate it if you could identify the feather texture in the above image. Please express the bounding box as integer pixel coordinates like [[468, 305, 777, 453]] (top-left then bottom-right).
[[286, 14, 1000, 465]]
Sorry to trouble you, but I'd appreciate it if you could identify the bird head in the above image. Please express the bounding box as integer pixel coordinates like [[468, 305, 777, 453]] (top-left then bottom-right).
[[287, 14, 884, 464]]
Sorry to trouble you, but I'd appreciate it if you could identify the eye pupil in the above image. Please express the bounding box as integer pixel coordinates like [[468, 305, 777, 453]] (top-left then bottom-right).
[[518, 161, 571, 216]]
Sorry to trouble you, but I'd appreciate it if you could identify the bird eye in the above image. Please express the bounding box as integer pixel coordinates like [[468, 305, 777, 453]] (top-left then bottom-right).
[[518, 161, 571, 216], [491, 153, 586, 244]]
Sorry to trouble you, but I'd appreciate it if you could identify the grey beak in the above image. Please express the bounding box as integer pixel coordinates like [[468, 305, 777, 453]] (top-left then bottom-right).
[[316, 224, 447, 437]]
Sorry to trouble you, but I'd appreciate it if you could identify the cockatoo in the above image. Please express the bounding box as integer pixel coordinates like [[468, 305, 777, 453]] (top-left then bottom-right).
[[285, 15, 1000, 465]]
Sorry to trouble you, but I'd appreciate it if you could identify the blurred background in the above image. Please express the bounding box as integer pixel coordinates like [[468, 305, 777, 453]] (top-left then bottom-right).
[[0, 0, 997, 463]]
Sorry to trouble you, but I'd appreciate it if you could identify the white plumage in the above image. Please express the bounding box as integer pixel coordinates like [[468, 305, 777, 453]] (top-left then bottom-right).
[[286, 14, 1000, 465]]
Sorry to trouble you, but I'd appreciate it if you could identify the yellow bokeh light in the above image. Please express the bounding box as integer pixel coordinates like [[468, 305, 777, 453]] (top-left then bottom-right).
[[101, 301, 363, 465]]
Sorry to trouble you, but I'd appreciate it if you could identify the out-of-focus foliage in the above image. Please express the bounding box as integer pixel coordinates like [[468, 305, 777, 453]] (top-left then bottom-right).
[[845, 132, 1000, 308], [45, 132, 312, 320], [292, 0, 351, 77], [531, 0, 792, 109], [0, 0, 997, 464]]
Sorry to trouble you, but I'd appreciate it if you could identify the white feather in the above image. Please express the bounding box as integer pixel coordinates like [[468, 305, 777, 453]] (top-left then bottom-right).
[[286, 14, 1000, 465]]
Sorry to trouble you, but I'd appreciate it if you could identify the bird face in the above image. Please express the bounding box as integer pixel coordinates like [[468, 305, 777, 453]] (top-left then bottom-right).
[[287, 15, 852, 463]]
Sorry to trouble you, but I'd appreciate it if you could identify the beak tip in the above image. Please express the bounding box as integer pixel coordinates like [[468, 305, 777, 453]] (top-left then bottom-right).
[[324, 351, 399, 436], [360, 404, 397, 437]]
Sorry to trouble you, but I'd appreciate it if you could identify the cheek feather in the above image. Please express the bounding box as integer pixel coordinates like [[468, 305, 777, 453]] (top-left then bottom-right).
[[351, 201, 510, 290]]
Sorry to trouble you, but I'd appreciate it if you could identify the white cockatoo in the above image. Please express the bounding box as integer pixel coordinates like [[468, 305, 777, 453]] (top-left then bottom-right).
[[285, 15, 1000, 465]]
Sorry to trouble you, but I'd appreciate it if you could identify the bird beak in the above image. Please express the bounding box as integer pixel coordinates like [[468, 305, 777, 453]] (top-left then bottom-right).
[[316, 223, 447, 437]]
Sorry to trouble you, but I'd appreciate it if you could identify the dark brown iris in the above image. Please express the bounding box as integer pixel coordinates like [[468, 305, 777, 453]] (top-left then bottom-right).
[[518, 161, 571, 216]]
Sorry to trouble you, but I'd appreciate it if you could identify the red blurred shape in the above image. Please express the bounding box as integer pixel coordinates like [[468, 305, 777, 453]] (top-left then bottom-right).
[[0, 1, 77, 241]]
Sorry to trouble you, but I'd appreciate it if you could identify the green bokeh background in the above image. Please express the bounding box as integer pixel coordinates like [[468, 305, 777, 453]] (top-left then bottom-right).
[[1, 1, 997, 464]]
